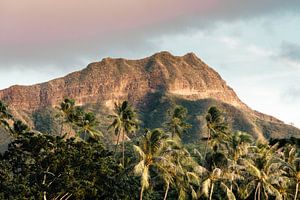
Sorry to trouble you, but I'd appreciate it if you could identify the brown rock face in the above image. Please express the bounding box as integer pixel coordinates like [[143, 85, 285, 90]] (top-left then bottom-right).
[[0, 51, 298, 140], [0, 52, 246, 111]]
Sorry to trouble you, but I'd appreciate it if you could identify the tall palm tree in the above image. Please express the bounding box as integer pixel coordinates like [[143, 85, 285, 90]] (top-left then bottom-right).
[[0, 101, 13, 132], [57, 98, 76, 135], [201, 167, 236, 200], [108, 109, 122, 154], [176, 171, 200, 200], [227, 131, 254, 191], [165, 105, 191, 139], [281, 145, 300, 200], [203, 106, 229, 159], [158, 154, 176, 200], [77, 112, 102, 141], [171, 148, 201, 200], [240, 144, 286, 200], [201, 151, 236, 200], [11, 120, 30, 136], [228, 131, 253, 162], [133, 128, 174, 200], [108, 101, 139, 166]]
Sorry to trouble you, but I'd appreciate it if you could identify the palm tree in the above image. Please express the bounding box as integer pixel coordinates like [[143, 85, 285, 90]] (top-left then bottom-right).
[[165, 105, 191, 139], [227, 131, 254, 191], [281, 145, 300, 200], [201, 167, 236, 200], [176, 171, 200, 200], [201, 151, 236, 200], [240, 144, 286, 200], [0, 101, 13, 132], [11, 120, 30, 136], [171, 148, 201, 200], [108, 108, 122, 154], [160, 167, 174, 200], [57, 98, 76, 135], [228, 131, 253, 162], [133, 128, 174, 200], [108, 101, 139, 166], [76, 112, 102, 141], [203, 106, 229, 159]]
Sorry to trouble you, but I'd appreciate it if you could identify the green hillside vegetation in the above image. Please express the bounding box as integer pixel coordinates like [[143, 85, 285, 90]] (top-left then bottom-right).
[[0, 99, 299, 200], [27, 92, 300, 144]]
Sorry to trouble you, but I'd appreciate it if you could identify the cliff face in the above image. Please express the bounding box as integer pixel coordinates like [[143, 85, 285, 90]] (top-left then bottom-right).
[[0, 52, 246, 111], [0, 51, 298, 140]]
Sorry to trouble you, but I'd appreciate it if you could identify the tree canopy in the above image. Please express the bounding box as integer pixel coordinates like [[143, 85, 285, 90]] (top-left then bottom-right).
[[0, 99, 299, 200]]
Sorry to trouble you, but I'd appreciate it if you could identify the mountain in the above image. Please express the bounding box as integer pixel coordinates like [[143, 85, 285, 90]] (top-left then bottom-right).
[[0, 51, 299, 142]]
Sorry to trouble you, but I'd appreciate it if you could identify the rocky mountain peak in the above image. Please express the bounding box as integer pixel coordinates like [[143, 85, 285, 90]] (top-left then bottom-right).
[[0, 52, 299, 140], [0, 52, 252, 112]]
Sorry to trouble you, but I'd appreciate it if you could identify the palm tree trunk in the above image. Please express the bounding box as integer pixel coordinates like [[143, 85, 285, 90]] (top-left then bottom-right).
[[258, 186, 261, 200], [163, 183, 170, 200], [230, 161, 235, 191], [254, 184, 260, 200], [140, 186, 144, 200], [122, 130, 125, 166], [294, 183, 299, 200], [84, 130, 87, 141], [43, 167, 50, 200], [203, 129, 210, 161], [209, 182, 214, 200], [43, 192, 47, 200], [114, 130, 121, 155], [230, 176, 233, 191]]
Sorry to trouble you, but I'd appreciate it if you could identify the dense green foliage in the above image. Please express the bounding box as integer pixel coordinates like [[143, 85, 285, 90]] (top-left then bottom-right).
[[29, 94, 300, 143], [0, 133, 139, 199], [0, 99, 299, 200]]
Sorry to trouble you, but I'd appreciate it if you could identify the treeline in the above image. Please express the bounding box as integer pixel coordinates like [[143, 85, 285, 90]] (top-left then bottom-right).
[[0, 100, 299, 200]]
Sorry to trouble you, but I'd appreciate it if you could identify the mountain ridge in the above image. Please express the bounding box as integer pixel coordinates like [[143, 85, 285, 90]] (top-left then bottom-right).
[[0, 51, 299, 140], [0, 51, 248, 110]]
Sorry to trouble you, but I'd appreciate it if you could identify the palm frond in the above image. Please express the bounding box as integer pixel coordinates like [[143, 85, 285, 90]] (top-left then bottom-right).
[[190, 186, 198, 199], [133, 145, 146, 160], [264, 182, 283, 200], [141, 167, 150, 189], [134, 160, 145, 175], [201, 178, 211, 197], [240, 180, 256, 199], [186, 172, 200, 185], [243, 160, 261, 178], [221, 182, 236, 200], [178, 188, 187, 200]]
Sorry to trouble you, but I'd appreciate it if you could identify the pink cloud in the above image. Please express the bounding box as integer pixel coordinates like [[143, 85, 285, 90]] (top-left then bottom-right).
[[0, 0, 217, 46]]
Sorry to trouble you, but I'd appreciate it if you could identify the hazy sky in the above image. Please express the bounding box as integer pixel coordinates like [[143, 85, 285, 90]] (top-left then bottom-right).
[[0, 0, 300, 127]]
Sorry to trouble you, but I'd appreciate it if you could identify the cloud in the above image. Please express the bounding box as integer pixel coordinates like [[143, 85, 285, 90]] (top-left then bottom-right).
[[279, 42, 300, 63], [0, 0, 300, 86], [219, 37, 240, 49], [281, 86, 300, 103]]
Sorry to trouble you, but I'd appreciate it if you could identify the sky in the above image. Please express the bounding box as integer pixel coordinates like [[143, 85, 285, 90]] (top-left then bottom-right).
[[0, 0, 300, 127]]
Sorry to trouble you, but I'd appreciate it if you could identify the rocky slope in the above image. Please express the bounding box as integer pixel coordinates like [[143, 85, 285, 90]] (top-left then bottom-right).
[[0, 52, 245, 110], [0, 51, 299, 141]]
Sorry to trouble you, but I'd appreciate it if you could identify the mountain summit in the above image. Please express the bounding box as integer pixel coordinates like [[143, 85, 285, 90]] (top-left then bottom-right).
[[0, 51, 244, 110], [0, 51, 299, 141]]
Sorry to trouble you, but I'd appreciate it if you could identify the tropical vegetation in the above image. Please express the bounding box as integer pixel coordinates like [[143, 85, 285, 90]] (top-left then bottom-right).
[[0, 99, 299, 200]]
